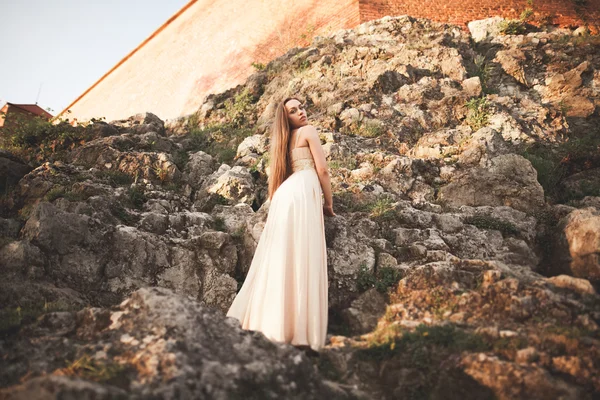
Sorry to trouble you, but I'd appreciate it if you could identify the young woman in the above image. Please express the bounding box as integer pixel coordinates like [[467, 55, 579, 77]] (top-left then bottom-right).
[[226, 97, 335, 352]]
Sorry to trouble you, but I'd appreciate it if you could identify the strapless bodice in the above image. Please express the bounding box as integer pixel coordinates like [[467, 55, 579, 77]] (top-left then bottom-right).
[[291, 146, 315, 172]]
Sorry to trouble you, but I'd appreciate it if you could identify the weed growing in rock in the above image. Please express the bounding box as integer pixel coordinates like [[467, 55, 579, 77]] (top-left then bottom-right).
[[368, 197, 396, 222], [109, 203, 140, 225], [44, 187, 89, 202], [464, 215, 520, 237], [498, 19, 527, 35], [172, 149, 190, 171], [0, 111, 102, 166], [357, 264, 403, 294], [0, 300, 79, 337], [99, 170, 133, 187], [465, 97, 490, 131], [189, 124, 253, 165], [223, 89, 254, 128], [213, 216, 227, 232], [473, 54, 494, 93], [126, 186, 147, 210], [251, 62, 266, 71], [59, 353, 127, 383], [328, 156, 358, 170], [346, 120, 384, 138], [521, 132, 600, 202], [357, 324, 490, 361]]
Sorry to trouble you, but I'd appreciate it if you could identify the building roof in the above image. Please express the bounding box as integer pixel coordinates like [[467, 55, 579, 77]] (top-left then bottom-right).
[[6, 102, 53, 119]]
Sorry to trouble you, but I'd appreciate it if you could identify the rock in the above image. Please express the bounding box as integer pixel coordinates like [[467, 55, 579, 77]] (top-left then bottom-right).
[[341, 288, 387, 334], [110, 112, 165, 135], [438, 154, 545, 212], [0, 287, 363, 399], [0, 240, 45, 278], [462, 354, 584, 400], [462, 77, 483, 97], [236, 134, 268, 158], [548, 275, 596, 295], [185, 150, 215, 190], [0, 217, 22, 238], [468, 17, 505, 42], [0, 150, 32, 194], [554, 208, 600, 283], [205, 165, 255, 205], [516, 347, 539, 364], [1, 375, 128, 400]]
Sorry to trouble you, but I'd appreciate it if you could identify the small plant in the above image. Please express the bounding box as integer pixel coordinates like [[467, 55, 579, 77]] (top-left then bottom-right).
[[465, 97, 490, 131], [347, 120, 384, 138], [328, 156, 357, 170], [126, 186, 147, 210], [213, 216, 227, 232], [473, 54, 493, 92], [520, 8, 534, 22], [100, 170, 133, 187], [44, 187, 88, 202], [44, 187, 66, 202], [357, 264, 402, 294], [464, 215, 520, 237], [59, 354, 126, 382], [498, 19, 527, 35], [368, 197, 396, 221], [153, 165, 169, 183], [223, 89, 254, 128], [0, 300, 78, 336], [357, 324, 490, 361], [172, 149, 189, 171], [109, 203, 139, 225], [251, 62, 266, 71]]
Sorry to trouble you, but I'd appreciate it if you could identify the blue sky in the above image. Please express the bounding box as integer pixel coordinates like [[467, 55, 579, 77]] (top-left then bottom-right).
[[0, 0, 189, 115]]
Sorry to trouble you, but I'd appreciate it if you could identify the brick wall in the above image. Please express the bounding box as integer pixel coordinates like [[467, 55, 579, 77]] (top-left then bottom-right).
[[359, 0, 600, 30], [63, 0, 598, 122]]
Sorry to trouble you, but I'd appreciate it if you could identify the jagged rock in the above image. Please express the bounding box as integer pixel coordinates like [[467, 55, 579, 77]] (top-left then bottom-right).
[[236, 134, 268, 158], [0, 150, 32, 194], [438, 154, 545, 212], [462, 353, 585, 400], [184, 150, 215, 190], [341, 288, 387, 334], [0, 287, 364, 399], [0, 240, 45, 278], [462, 76, 482, 97], [110, 112, 165, 135], [468, 17, 505, 42], [548, 275, 596, 295], [204, 165, 255, 205], [553, 208, 600, 283]]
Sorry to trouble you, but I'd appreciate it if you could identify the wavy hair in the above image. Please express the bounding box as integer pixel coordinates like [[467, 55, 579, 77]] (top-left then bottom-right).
[[267, 97, 300, 200]]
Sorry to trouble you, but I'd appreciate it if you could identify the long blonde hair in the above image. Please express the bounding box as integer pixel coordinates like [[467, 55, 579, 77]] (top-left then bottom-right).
[[268, 97, 299, 200]]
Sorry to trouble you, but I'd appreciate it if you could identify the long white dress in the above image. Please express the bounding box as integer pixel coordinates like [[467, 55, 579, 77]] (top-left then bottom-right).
[[226, 135, 328, 351]]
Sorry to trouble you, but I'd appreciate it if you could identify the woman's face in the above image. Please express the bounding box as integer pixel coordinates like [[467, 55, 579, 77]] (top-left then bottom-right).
[[284, 99, 308, 129]]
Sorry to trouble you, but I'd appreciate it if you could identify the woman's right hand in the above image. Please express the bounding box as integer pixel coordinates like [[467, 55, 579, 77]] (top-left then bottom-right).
[[323, 204, 336, 217]]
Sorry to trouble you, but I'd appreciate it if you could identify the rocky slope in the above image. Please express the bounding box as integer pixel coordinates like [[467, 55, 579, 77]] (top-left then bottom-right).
[[1, 15, 599, 399]]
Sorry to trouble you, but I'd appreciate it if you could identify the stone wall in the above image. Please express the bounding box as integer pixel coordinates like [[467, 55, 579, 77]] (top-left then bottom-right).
[[62, 0, 598, 122], [360, 0, 600, 29], [63, 0, 360, 122]]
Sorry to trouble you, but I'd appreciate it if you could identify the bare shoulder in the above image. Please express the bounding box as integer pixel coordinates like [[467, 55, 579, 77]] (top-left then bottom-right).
[[298, 125, 319, 138]]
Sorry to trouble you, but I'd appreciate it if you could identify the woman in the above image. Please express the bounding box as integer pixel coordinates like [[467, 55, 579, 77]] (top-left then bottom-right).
[[226, 97, 335, 352]]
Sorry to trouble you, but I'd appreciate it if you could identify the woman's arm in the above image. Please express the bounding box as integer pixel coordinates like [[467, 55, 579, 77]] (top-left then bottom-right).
[[301, 126, 335, 215]]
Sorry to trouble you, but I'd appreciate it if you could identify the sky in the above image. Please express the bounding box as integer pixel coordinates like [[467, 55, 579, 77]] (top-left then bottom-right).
[[0, 0, 190, 115]]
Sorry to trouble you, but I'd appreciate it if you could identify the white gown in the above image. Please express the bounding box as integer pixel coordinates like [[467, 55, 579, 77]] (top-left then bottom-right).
[[226, 137, 328, 350]]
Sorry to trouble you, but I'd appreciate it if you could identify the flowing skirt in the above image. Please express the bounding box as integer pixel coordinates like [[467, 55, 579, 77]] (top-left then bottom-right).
[[226, 168, 328, 350]]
